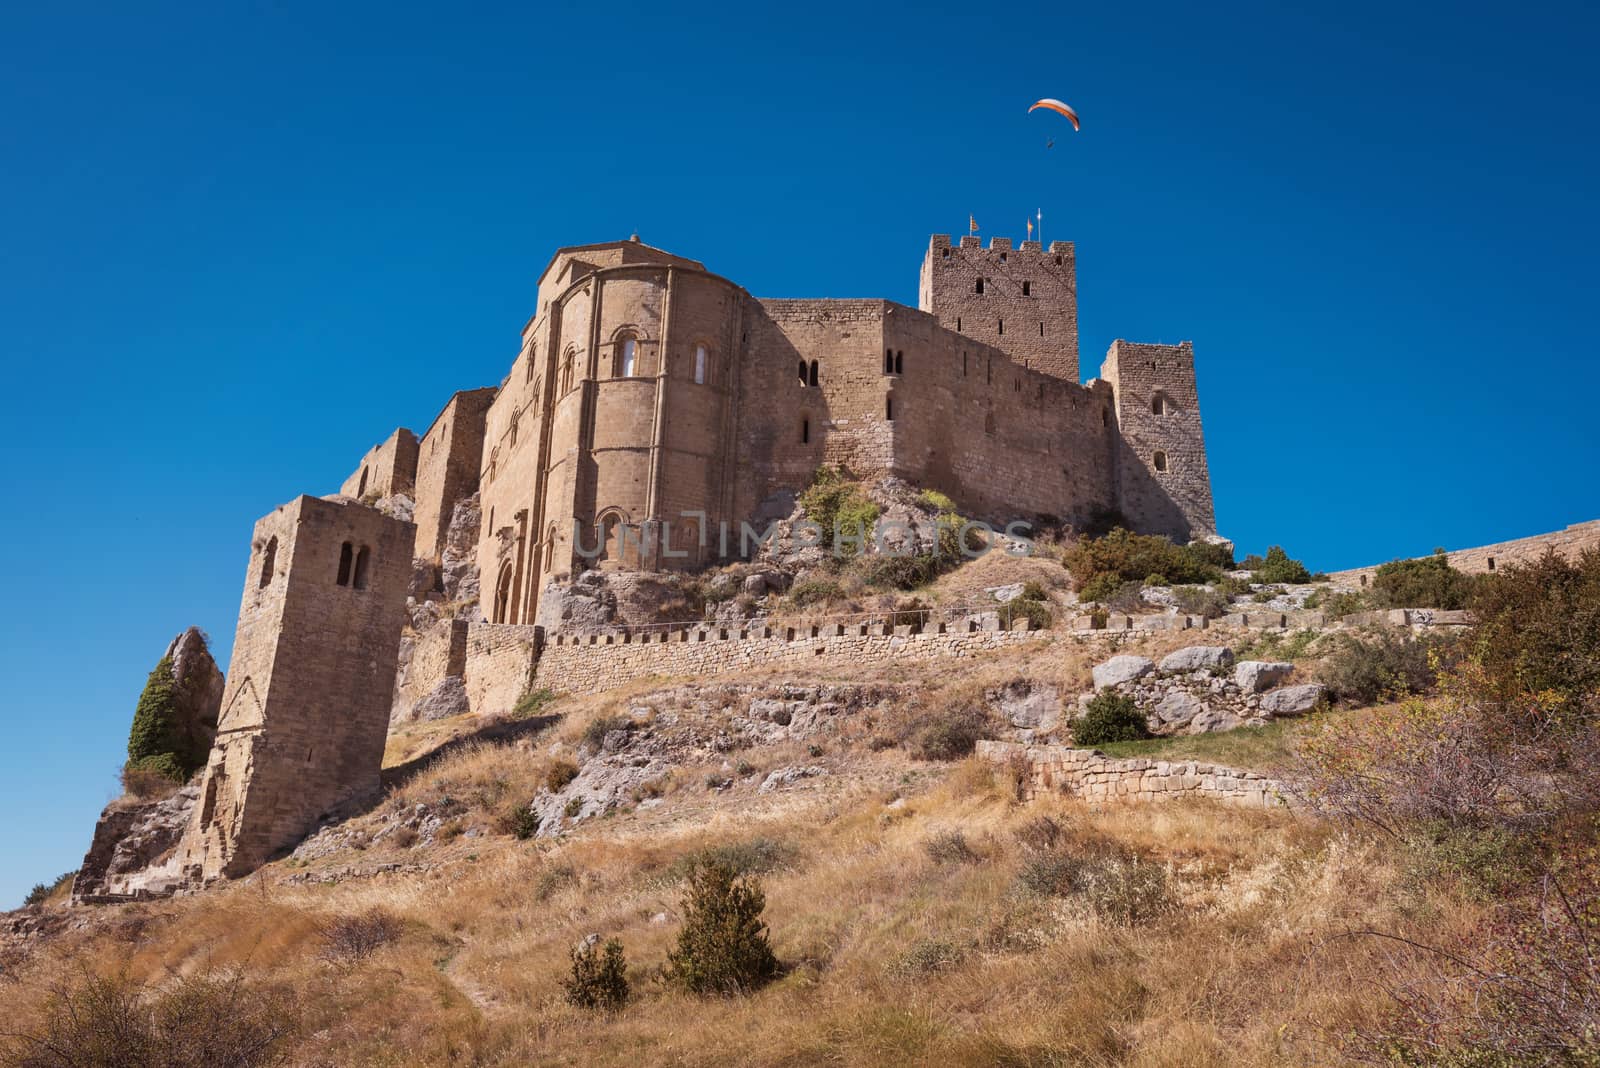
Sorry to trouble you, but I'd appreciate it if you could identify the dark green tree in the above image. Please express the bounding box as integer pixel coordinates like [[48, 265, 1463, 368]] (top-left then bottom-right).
[[665, 861, 780, 995], [125, 655, 204, 782]]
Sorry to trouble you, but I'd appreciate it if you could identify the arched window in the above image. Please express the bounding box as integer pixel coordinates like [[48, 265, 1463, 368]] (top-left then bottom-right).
[[336, 542, 353, 587], [1153, 450, 1169, 473], [510, 409, 520, 446], [808, 360, 819, 387], [596, 513, 623, 566], [694, 344, 708, 384], [526, 349, 536, 382], [561, 348, 576, 393], [894, 351, 903, 374], [357, 467, 369, 498], [543, 524, 557, 573], [352, 546, 372, 589], [1151, 393, 1169, 416], [884, 349, 893, 374], [975, 278, 984, 295], [800, 359, 810, 384], [801, 416, 810, 444], [494, 562, 514, 623], [1101, 408, 1110, 427], [615, 334, 637, 378], [258, 537, 277, 589]]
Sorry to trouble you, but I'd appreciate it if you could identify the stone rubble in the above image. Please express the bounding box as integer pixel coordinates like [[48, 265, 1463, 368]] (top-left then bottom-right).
[[1079, 645, 1326, 736]]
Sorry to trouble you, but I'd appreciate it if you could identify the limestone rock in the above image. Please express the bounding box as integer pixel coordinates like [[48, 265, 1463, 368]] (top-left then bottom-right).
[[1152, 690, 1204, 731], [758, 765, 827, 794], [1093, 655, 1155, 690], [73, 786, 199, 902], [441, 493, 481, 608], [1157, 646, 1234, 674], [1235, 660, 1294, 693], [988, 679, 1061, 732], [1260, 683, 1325, 715], [412, 676, 470, 721], [988, 584, 1025, 604]]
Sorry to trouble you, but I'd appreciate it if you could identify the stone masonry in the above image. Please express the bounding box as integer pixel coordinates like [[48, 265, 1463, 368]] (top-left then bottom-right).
[[977, 740, 1289, 809], [173, 495, 415, 882]]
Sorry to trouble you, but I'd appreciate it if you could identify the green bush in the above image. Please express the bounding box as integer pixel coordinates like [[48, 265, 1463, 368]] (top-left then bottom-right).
[[1076, 572, 1122, 604], [1184, 539, 1236, 570], [1471, 547, 1600, 714], [1303, 588, 1369, 618], [1073, 691, 1150, 747], [911, 707, 992, 760], [916, 489, 959, 514], [1371, 549, 1478, 609], [126, 653, 207, 785], [1173, 585, 1229, 619], [511, 688, 557, 720], [582, 713, 630, 751], [668, 837, 796, 882], [1250, 546, 1312, 584], [665, 861, 780, 996], [1318, 630, 1459, 706], [854, 552, 940, 590], [998, 597, 1052, 631], [798, 467, 880, 557], [1063, 528, 1220, 594], [562, 937, 630, 1011], [508, 807, 539, 840], [788, 578, 844, 608], [22, 872, 73, 907], [1015, 848, 1169, 924]]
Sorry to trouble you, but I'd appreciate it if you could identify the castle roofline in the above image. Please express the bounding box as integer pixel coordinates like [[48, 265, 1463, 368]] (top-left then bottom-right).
[[535, 238, 706, 286]]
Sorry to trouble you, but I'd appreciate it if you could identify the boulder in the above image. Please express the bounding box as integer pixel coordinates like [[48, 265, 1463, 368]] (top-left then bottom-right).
[[1235, 660, 1294, 693], [1158, 646, 1235, 674], [440, 493, 482, 607], [987, 584, 1025, 604], [1092, 655, 1155, 690], [1152, 690, 1205, 731], [1260, 683, 1326, 715], [73, 785, 199, 902], [412, 676, 470, 721], [989, 680, 1061, 732]]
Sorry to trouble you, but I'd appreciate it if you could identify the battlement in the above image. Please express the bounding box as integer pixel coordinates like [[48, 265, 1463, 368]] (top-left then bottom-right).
[[920, 234, 1079, 382], [929, 234, 1072, 256]]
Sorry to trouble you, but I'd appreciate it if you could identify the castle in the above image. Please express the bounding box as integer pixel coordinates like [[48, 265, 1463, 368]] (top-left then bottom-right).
[[162, 232, 1222, 883]]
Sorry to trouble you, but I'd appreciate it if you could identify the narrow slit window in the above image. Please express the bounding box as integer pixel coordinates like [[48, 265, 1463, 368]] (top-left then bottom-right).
[[894, 351, 903, 374], [975, 278, 984, 295], [885, 396, 894, 421], [1022, 280, 1031, 296], [809, 360, 819, 387], [884, 349, 893, 374], [1038, 321, 1044, 337], [998, 318, 1004, 335], [801, 359, 810, 384], [258, 537, 277, 589], [801, 417, 810, 443], [620, 337, 637, 378], [353, 546, 371, 589], [336, 542, 353, 586], [694, 344, 707, 384]]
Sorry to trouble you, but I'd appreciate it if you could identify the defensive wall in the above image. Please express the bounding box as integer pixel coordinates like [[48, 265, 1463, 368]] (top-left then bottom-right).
[[1327, 519, 1600, 587], [976, 740, 1289, 809]]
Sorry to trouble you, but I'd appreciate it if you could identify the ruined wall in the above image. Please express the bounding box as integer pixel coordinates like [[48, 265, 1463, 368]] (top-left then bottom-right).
[[1327, 519, 1600, 587], [1101, 340, 1215, 540], [462, 622, 541, 717], [531, 617, 1044, 693], [920, 235, 1079, 381], [176, 495, 415, 881], [414, 388, 496, 563], [977, 740, 1287, 808], [340, 428, 419, 500]]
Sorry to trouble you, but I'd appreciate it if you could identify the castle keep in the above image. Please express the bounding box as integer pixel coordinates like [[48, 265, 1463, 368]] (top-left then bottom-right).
[[157, 232, 1218, 880]]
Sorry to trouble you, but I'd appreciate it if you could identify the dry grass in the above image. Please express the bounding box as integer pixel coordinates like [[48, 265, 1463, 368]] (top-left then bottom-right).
[[1, 751, 1472, 1066]]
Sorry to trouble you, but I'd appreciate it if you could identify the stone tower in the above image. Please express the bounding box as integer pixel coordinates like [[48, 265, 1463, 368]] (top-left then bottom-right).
[[1100, 340, 1216, 541], [176, 495, 415, 881], [918, 235, 1079, 381]]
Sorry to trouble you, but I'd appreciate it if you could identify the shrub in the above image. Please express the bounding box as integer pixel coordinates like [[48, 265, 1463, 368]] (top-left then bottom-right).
[[2, 970, 297, 1068], [1073, 691, 1150, 747], [1303, 587, 1368, 618], [22, 872, 73, 907], [911, 706, 992, 760], [1250, 546, 1312, 584], [889, 937, 966, 978], [1015, 848, 1169, 924], [1184, 539, 1235, 570], [668, 837, 796, 882], [788, 578, 845, 608], [561, 937, 629, 1011], [798, 466, 879, 557], [563, 797, 584, 818], [998, 596, 1052, 630], [320, 908, 403, 962], [535, 862, 578, 900], [1471, 547, 1600, 715], [1318, 629, 1459, 706], [121, 763, 182, 801], [126, 653, 208, 785], [1064, 528, 1220, 593], [507, 806, 539, 840], [511, 688, 557, 720], [1013, 814, 1065, 852], [923, 830, 980, 865], [1173, 584, 1229, 619], [664, 861, 780, 996], [545, 759, 579, 792], [581, 713, 630, 751], [1369, 548, 1478, 609], [855, 552, 940, 591], [916, 489, 958, 514], [1075, 572, 1122, 604]]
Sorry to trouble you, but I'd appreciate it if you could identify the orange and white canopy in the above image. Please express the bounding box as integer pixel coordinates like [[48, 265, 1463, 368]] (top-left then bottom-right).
[[1028, 98, 1080, 131]]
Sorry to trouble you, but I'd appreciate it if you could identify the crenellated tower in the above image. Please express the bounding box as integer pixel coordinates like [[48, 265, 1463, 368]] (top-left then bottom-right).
[[919, 235, 1078, 381]]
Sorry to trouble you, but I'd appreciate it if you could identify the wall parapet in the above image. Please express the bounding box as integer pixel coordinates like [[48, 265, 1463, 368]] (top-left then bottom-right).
[[977, 740, 1290, 809]]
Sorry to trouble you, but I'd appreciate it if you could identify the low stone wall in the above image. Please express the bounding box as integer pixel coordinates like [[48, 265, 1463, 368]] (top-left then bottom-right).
[[977, 739, 1290, 809], [1327, 519, 1600, 586], [531, 617, 1044, 693], [463, 623, 542, 716]]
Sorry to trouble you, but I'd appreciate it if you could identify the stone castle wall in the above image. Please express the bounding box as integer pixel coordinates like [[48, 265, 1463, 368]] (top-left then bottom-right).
[[920, 235, 1079, 381], [462, 622, 542, 718], [340, 428, 419, 500], [1327, 520, 1600, 586], [414, 388, 497, 563], [1102, 340, 1215, 541], [977, 740, 1288, 808]]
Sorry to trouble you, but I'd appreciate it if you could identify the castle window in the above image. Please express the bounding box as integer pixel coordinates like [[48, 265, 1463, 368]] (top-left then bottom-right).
[[884, 349, 893, 374], [885, 396, 894, 421], [1022, 280, 1031, 296], [694, 344, 707, 384], [544, 524, 557, 573], [1151, 394, 1166, 415], [619, 336, 637, 378], [336, 541, 353, 587], [962, 351, 968, 376], [526, 351, 535, 382], [1487, 557, 1496, 571], [493, 562, 514, 623], [802, 359, 811, 384], [1055, 254, 1063, 265], [894, 351, 903, 374], [801, 416, 810, 444], [1038, 321, 1045, 337], [942, 247, 950, 259], [975, 278, 984, 295], [999, 252, 1007, 264], [998, 319, 1004, 335], [1102, 408, 1110, 427], [510, 410, 519, 445], [258, 537, 277, 589], [809, 360, 819, 387], [1153, 451, 1169, 473], [1013, 378, 1020, 392], [986, 358, 992, 385], [561, 348, 576, 393], [984, 412, 995, 435], [957, 317, 962, 331], [353, 546, 371, 590], [357, 467, 369, 498], [1360, 574, 1368, 587]]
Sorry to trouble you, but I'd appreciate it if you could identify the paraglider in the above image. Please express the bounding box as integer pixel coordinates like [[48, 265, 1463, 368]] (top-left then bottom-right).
[[1029, 98, 1080, 147]]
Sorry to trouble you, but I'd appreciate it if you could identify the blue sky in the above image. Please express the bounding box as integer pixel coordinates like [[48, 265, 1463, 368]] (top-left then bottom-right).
[[1, 0, 1596, 906]]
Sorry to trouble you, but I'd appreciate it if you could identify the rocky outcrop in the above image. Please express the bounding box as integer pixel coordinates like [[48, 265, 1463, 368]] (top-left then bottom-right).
[[412, 676, 471, 721], [1080, 646, 1326, 736], [441, 494, 481, 608], [988, 679, 1062, 740], [165, 626, 225, 761], [72, 786, 198, 902], [536, 569, 708, 633]]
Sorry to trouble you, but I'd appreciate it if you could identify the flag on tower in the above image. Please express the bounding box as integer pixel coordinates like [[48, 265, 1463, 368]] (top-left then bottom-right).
[[969, 214, 979, 234], [1026, 218, 1034, 239]]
